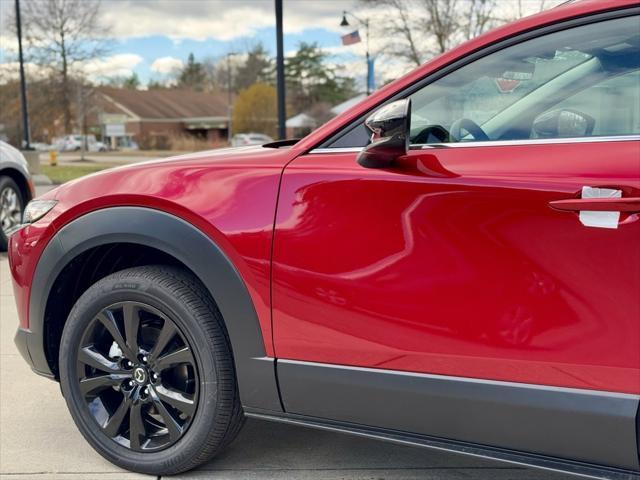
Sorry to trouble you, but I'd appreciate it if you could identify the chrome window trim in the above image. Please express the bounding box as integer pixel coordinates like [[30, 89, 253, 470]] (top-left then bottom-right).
[[413, 135, 640, 149], [309, 147, 365, 154], [309, 135, 640, 154]]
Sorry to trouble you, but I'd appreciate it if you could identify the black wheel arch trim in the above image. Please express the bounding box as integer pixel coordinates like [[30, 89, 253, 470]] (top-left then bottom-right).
[[25, 206, 282, 412]]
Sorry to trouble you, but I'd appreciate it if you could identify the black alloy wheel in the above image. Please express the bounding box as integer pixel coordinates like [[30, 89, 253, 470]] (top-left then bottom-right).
[[59, 266, 245, 475], [76, 301, 198, 451]]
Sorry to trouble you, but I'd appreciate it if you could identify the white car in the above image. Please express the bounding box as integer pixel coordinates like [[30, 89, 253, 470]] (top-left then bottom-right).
[[57, 135, 107, 152], [231, 133, 274, 147], [0, 141, 33, 251]]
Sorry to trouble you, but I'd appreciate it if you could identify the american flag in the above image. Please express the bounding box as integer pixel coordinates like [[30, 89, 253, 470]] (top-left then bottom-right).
[[341, 30, 361, 46]]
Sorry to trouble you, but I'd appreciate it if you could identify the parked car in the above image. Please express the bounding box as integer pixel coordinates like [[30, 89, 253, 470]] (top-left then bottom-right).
[[7, 1, 640, 478], [56, 135, 107, 152], [231, 132, 274, 146], [0, 141, 33, 251], [31, 142, 53, 151]]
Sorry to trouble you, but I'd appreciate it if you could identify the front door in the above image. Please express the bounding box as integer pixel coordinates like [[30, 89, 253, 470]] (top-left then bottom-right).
[[272, 13, 640, 469], [272, 13, 640, 395]]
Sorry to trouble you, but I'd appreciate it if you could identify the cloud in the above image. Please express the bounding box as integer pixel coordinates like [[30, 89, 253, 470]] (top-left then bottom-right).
[[75, 53, 144, 80], [0, 61, 47, 83], [98, 0, 356, 41], [0, 53, 143, 84], [150, 56, 184, 74]]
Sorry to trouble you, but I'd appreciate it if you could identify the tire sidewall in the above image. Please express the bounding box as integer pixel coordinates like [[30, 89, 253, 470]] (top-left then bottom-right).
[[59, 270, 224, 473]]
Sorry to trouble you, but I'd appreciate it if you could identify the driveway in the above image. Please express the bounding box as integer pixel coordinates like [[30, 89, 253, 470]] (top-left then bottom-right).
[[0, 252, 572, 480]]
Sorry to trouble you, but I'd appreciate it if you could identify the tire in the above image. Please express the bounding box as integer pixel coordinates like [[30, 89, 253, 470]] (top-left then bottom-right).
[[0, 175, 25, 252], [59, 265, 245, 475]]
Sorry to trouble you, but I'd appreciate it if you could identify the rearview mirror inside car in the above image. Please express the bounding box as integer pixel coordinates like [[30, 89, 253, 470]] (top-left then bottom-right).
[[357, 99, 411, 169]]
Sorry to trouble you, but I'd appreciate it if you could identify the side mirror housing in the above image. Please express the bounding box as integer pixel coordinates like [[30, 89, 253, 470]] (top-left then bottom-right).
[[357, 99, 411, 169]]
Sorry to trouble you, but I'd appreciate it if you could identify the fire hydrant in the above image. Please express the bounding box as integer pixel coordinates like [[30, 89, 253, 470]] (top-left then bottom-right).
[[49, 150, 58, 167]]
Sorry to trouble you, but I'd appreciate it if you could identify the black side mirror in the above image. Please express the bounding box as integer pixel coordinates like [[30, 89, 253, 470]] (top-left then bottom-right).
[[532, 108, 595, 138], [357, 99, 411, 169]]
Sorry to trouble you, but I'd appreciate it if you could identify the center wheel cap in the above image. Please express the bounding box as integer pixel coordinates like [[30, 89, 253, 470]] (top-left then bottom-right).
[[133, 367, 148, 385]]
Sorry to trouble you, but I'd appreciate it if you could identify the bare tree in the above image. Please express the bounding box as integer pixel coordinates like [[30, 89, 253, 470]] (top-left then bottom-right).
[[7, 0, 109, 133], [362, 0, 540, 70], [364, 0, 424, 66], [420, 0, 460, 54]]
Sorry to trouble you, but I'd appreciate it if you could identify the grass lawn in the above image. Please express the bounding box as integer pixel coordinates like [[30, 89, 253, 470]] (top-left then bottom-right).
[[41, 163, 115, 184]]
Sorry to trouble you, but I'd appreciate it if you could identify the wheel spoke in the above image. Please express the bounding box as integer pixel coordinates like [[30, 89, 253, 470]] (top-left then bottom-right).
[[148, 320, 176, 361], [150, 388, 183, 441], [102, 395, 131, 437], [154, 346, 194, 372], [79, 373, 130, 395], [152, 385, 196, 416], [123, 304, 140, 353], [129, 402, 145, 450], [97, 311, 136, 360], [78, 346, 120, 374]]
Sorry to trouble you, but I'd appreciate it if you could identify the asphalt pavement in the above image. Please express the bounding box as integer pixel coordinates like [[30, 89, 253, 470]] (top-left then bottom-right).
[[1, 248, 572, 480]]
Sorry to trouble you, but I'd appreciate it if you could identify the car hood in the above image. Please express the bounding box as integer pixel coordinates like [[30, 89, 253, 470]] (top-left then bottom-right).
[[45, 144, 301, 216]]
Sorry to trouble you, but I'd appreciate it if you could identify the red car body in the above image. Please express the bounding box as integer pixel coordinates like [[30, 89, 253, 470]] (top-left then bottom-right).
[[9, 1, 640, 478]]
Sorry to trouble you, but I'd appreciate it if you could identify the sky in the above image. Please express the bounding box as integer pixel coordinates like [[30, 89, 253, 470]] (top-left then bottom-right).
[[0, 0, 559, 89], [0, 0, 372, 86]]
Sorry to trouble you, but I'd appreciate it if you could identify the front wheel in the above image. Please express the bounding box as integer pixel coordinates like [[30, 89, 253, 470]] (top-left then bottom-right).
[[0, 176, 25, 251], [59, 266, 244, 475]]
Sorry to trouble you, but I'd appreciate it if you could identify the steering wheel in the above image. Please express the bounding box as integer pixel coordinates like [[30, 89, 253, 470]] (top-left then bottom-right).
[[450, 118, 490, 142]]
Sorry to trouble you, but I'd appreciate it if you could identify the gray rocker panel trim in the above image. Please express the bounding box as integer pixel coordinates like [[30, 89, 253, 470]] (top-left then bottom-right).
[[28, 206, 282, 411], [277, 359, 640, 472]]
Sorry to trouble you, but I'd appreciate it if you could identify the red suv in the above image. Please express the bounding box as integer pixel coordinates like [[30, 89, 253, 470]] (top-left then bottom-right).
[[8, 1, 640, 477]]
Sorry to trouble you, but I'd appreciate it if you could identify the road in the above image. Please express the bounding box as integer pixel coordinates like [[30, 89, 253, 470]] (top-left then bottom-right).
[[0, 225, 572, 480]]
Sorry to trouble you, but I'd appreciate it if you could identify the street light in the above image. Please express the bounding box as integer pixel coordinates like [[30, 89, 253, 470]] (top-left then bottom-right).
[[15, 0, 31, 150], [340, 10, 372, 95]]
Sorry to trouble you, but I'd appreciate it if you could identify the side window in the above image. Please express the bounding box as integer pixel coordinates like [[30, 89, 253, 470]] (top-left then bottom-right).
[[537, 70, 640, 137], [407, 15, 640, 145]]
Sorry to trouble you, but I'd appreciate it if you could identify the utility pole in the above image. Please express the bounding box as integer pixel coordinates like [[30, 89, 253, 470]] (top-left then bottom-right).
[[226, 52, 237, 145], [275, 0, 286, 140], [15, 0, 31, 149]]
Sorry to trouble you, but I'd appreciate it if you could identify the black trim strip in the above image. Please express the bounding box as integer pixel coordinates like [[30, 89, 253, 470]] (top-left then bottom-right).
[[245, 409, 640, 480], [276, 359, 640, 472]]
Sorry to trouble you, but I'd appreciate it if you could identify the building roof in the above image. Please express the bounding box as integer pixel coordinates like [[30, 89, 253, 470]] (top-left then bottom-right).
[[286, 112, 317, 128], [331, 93, 367, 115], [98, 87, 228, 121]]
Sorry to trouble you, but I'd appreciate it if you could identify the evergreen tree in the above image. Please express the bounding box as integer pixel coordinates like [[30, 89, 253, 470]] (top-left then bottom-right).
[[285, 43, 357, 115], [234, 43, 274, 91], [122, 72, 140, 89], [178, 53, 207, 90]]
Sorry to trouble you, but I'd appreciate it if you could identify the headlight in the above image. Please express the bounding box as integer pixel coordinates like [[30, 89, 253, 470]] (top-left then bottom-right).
[[23, 200, 58, 224]]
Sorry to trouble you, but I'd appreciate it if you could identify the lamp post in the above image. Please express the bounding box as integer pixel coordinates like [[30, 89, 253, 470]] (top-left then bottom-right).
[[226, 52, 238, 145], [15, 0, 31, 149], [340, 10, 372, 95]]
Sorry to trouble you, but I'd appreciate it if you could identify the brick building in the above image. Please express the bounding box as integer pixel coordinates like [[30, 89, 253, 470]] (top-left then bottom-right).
[[94, 88, 229, 149]]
